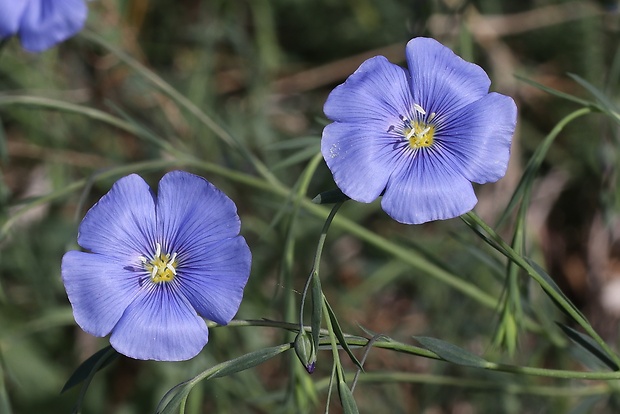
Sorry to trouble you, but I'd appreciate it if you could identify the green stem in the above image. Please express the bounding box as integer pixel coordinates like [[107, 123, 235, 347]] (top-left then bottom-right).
[[499, 107, 592, 225], [322, 297, 346, 382], [298, 197, 342, 329], [219, 318, 620, 381], [0, 95, 182, 156], [0, 95, 137, 134], [463, 210, 620, 369], [314, 372, 609, 397], [283, 153, 323, 322]]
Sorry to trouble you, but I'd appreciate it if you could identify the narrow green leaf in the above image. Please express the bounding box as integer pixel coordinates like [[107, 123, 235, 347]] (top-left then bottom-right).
[[157, 382, 192, 414], [414, 336, 489, 368], [557, 323, 619, 371], [526, 259, 587, 321], [106, 101, 174, 151], [157, 344, 291, 414], [337, 381, 360, 414], [61, 346, 118, 393], [209, 343, 292, 379], [568, 73, 618, 112], [497, 107, 592, 226], [460, 214, 507, 255], [515, 74, 594, 108], [312, 188, 350, 204], [355, 324, 388, 341], [324, 298, 363, 371]]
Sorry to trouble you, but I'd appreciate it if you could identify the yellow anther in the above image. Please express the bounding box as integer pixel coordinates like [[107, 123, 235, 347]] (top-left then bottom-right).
[[144, 243, 178, 283], [406, 121, 435, 150]]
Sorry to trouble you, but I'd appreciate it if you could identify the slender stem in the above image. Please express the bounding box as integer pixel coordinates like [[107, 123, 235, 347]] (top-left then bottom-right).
[[463, 211, 620, 369], [281, 153, 323, 319], [322, 297, 345, 382], [0, 95, 184, 157], [313, 372, 609, 397], [0, 95, 138, 134], [498, 107, 592, 226], [219, 318, 620, 381], [299, 200, 342, 329]]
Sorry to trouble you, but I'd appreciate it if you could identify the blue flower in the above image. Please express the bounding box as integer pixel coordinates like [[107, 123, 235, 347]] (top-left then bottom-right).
[[321, 37, 517, 224], [61, 171, 252, 361], [0, 0, 88, 52]]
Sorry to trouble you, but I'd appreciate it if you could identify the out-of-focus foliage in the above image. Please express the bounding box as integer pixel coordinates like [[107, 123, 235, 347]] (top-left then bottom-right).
[[1, 0, 620, 413]]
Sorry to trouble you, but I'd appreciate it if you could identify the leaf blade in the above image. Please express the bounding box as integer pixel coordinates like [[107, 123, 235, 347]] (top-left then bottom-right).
[[414, 336, 489, 368]]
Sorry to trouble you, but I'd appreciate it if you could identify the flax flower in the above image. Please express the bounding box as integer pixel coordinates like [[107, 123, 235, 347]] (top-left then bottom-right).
[[62, 171, 251, 361], [321, 37, 517, 224], [0, 0, 87, 52]]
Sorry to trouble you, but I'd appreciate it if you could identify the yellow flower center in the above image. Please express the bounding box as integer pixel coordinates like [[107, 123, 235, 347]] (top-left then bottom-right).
[[142, 242, 178, 284], [402, 103, 436, 150], [406, 122, 435, 149]]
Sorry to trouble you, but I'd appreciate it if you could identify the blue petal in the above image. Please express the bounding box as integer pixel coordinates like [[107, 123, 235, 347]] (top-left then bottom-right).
[[61, 251, 143, 337], [324, 56, 413, 123], [156, 171, 242, 255], [0, 2, 27, 38], [110, 285, 209, 361], [176, 237, 251, 325], [321, 56, 415, 202], [406, 37, 491, 117], [322, 121, 402, 202], [18, 0, 87, 52], [78, 174, 156, 261], [381, 151, 477, 224], [435, 92, 517, 184]]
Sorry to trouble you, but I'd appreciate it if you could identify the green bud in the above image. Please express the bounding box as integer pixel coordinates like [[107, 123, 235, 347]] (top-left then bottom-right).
[[294, 330, 317, 374]]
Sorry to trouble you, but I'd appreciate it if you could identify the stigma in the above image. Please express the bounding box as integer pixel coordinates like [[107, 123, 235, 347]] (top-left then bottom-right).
[[141, 242, 178, 283]]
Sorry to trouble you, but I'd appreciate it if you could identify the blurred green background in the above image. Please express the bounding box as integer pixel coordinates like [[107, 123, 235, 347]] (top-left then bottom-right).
[[1, 0, 620, 412]]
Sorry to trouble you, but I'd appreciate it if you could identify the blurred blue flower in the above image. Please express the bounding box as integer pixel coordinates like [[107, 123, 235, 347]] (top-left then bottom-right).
[[0, 0, 87, 52], [62, 171, 252, 361], [321, 37, 517, 224]]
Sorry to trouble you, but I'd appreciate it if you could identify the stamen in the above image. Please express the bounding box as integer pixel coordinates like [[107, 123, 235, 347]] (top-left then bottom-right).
[[166, 253, 178, 275], [143, 244, 179, 284], [413, 103, 426, 115], [402, 107, 436, 150]]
